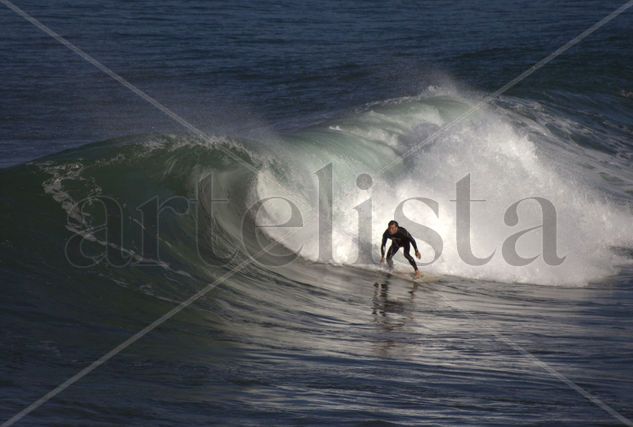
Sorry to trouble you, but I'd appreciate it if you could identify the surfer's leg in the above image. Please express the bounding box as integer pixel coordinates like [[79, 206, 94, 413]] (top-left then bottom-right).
[[386, 244, 399, 270], [403, 242, 418, 272]]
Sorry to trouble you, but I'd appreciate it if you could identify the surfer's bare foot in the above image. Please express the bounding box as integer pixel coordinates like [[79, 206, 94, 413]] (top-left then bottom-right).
[[415, 270, 422, 279]]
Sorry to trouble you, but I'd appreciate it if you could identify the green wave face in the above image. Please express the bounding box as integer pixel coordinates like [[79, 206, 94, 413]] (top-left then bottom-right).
[[2, 91, 633, 307]]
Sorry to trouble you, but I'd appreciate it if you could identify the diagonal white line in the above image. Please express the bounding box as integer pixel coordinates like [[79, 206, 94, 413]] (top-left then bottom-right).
[[436, 291, 633, 426], [2, 0, 633, 425], [0, 217, 306, 427], [371, 1, 633, 420], [1, 266, 243, 427], [375, 0, 633, 178], [0, 0, 259, 175]]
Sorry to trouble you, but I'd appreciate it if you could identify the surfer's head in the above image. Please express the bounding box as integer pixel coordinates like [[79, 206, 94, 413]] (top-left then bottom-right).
[[387, 220, 398, 235]]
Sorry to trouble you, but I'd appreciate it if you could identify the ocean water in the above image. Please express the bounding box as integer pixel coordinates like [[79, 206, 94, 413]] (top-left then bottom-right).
[[2, 0, 633, 425]]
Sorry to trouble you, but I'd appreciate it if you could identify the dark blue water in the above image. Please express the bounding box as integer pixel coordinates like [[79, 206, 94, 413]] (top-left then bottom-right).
[[2, 1, 633, 425], [3, 0, 632, 167]]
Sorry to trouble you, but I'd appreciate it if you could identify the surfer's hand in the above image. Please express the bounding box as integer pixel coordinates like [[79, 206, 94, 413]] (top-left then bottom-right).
[[415, 251, 421, 259]]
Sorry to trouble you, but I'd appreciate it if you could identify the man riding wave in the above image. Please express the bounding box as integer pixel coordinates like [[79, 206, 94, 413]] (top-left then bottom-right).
[[380, 220, 422, 279]]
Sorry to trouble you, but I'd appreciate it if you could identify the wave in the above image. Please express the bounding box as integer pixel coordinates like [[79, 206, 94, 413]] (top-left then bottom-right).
[[3, 87, 633, 294]]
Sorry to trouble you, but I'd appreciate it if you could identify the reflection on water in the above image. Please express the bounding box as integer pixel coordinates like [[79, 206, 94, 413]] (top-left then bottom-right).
[[371, 277, 423, 358]]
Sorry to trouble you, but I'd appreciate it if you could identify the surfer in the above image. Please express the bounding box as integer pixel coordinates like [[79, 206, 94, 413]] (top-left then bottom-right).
[[379, 220, 422, 279]]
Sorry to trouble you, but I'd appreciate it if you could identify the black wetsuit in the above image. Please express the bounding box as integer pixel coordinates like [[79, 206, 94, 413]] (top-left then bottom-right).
[[380, 226, 419, 271]]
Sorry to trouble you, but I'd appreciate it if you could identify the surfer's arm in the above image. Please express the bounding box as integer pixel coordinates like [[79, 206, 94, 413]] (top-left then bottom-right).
[[380, 231, 388, 258], [404, 229, 421, 257]]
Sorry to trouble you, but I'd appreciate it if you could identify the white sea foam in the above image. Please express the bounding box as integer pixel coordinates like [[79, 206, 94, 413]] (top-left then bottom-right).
[[254, 92, 633, 286]]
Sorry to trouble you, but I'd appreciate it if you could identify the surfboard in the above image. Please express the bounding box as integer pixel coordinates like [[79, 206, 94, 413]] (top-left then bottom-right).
[[384, 271, 443, 283]]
